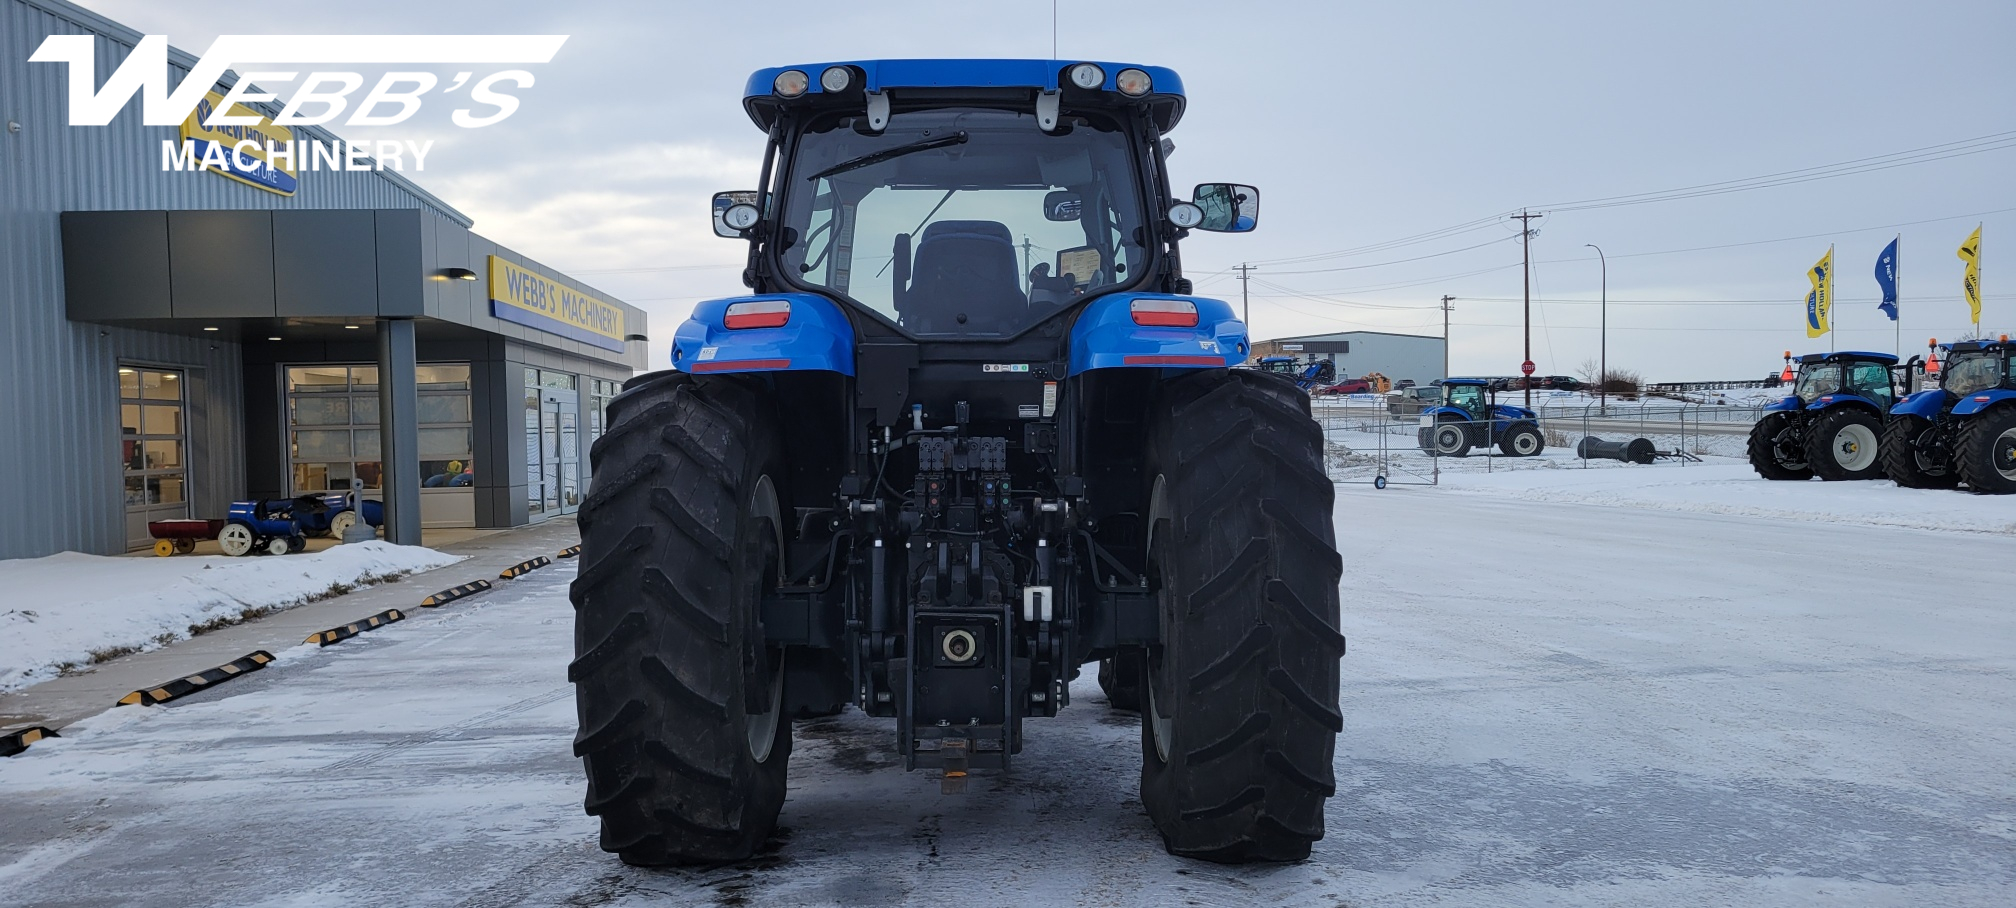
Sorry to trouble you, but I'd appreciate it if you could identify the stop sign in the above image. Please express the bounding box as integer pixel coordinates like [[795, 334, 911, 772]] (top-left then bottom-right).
[[1520, 360, 1536, 375]]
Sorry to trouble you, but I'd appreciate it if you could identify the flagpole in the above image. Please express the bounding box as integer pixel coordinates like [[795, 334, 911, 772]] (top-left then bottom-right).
[[1895, 234, 1901, 357], [1829, 244, 1836, 354]]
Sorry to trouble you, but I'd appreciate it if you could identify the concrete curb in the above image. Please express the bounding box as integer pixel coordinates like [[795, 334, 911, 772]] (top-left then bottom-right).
[[1, 725, 58, 757], [499, 556, 552, 579], [116, 651, 275, 706], [305, 609, 406, 646], [420, 579, 492, 607]]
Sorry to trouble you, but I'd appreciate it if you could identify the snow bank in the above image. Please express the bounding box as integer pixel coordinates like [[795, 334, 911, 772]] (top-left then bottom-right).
[[0, 542, 462, 693], [1437, 464, 2016, 536]]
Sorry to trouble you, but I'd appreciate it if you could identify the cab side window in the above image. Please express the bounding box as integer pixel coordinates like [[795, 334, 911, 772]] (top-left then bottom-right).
[[1850, 363, 1893, 405]]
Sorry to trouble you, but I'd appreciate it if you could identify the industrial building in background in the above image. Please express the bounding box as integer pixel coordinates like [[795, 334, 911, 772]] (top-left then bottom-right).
[[0, 0, 647, 559], [1248, 330, 1448, 386]]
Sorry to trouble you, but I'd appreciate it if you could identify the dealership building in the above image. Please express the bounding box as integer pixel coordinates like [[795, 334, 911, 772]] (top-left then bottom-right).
[[1, 0, 648, 559], [1248, 330, 1447, 385]]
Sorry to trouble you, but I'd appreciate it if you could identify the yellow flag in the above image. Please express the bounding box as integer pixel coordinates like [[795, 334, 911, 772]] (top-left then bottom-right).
[[1805, 246, 1833, 338], [1958, 224, 1982, 325]]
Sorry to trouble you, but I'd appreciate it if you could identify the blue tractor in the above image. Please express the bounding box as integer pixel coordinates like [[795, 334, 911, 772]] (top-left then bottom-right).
[[1414, 378, 1546, 457], [1882, 337, 2016, 493], [1748, 352, 1903, 481], [570, 61, 1344, 866]]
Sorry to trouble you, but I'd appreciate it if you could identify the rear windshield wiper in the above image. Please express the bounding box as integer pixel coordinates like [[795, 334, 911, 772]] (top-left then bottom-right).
[[807, 131, 968, 181]]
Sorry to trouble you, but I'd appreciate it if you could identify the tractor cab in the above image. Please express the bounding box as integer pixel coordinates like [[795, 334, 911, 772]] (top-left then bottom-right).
[[1785, 351, 1900, 411], [1442, 379, 1487, 418], [1255, 355, 1300, 376], [1938, 339, 2016, 396]]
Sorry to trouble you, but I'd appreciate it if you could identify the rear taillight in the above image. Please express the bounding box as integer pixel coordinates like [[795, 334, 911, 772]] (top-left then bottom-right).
[[724, 300, 791, 329], [1130, 299, 1198, 327]]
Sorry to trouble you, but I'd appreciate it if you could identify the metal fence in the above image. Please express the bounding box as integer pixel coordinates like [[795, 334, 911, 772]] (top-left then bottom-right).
[[1310, 397, 1770, 484]]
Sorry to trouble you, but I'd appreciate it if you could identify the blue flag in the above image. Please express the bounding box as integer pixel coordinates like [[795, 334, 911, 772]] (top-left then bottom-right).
[[1874, 237, 1899, 321]]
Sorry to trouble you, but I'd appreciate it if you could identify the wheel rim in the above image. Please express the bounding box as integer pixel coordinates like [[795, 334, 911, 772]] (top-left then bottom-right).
[[1995, 427, 2016, 481], [153, 539, 175, 557], [1832, 423, 1880, 472], [1435, 425, 1465, 454], [1514, 432, 1539, 455], [330, 511, 356, 537], [744, 476, 785, 763], [1913, 425, 1946, 473], [1144, 475, 1174, 764], [266, 537, 290, 556], [219, 524, 252, 556]]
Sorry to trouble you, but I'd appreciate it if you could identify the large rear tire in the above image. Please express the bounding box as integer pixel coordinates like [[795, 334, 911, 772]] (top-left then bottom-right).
[[1140, 369, 1345, 863], [1880, 416, 1959, 489], [1747, 413, 1812, 480], [1805, 408, 1885, 481], [1954, 407, 2016, 495], [569, 372, 792, 866]]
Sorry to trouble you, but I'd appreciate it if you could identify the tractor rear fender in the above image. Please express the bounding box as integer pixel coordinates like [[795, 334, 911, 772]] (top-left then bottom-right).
[[669, 293, 856, 376], [1066, 293, 1248, 375], [1951, 388, 2016, 417], [1890, 389, 1954, 419], [1805, 394, 1885, 414]]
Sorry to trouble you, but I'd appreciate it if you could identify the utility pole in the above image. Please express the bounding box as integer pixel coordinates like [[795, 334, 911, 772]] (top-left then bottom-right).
[[1510, 210, 1543, 407], [1019, 235, 1035, 288], [1586, 244, 1607, 416], [1234, 262, 1257, 327], [1440, 295, 1455, 381]]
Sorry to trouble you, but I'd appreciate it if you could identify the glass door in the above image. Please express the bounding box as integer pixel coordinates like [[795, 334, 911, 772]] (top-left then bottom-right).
[[525, 370, 581, 518], [121, 367, 189, 549]]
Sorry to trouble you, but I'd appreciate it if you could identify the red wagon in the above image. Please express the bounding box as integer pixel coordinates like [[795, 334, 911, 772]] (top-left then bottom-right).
[[146, 519, 226, 556]]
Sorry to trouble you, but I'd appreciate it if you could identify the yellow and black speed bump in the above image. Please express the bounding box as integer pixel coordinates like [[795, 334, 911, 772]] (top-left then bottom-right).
[[420, 579, 491, 607], [305, 608, 406, 646], [116, 651, 274, 706], [557, 544, 581, 559], [2, 725, 58, 757], [498, 556, 552, 580]]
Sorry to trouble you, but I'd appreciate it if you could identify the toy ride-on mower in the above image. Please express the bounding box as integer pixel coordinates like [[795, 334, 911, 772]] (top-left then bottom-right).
[[217, 494, 384, 556]]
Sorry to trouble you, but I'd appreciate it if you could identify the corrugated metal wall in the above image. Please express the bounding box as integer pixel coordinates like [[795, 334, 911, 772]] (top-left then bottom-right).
[[0, 0, 467, 558]]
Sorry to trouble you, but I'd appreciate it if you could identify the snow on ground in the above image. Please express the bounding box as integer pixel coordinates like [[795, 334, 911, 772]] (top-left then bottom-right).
[[3, 496, 2011, 905], [1436, 464, 2016, 536], [0, 542, 462, 693]]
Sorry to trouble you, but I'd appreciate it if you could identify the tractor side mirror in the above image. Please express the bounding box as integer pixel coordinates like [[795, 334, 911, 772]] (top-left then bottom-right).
[[1191, 183, 1259, 232], [712, 190, 760, 238], [1043, 190, 1082, 222]]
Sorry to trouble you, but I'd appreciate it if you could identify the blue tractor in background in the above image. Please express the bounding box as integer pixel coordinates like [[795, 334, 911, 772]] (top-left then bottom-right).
[[1415, 378, 1546, 457], [1252, 355, 1334, 392], [1749, 352, 1903, 481], [1882, 337, 2016, 493], [570, 60, 1343, 866]]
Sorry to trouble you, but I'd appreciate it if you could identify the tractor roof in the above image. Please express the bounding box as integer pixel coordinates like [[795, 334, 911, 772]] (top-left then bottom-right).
[[1795, 351, 1899, 366], [1259, 355, 1296, 363], [742, 59, 1186, 132], [1442, 378, 1490, 386], [1946, 340, 2011, 354]]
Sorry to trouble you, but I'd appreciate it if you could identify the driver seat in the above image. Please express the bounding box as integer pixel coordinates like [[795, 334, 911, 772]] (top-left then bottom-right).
[[901, 220, 1026, 334]]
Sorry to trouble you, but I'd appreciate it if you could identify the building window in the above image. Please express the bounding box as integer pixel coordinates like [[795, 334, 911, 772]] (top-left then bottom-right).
[[121, 367, 188, 511], [287, 364, 473, 494]]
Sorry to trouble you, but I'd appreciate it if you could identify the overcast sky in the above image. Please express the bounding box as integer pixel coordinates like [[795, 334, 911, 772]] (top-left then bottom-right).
[[73, 0, 2016, 380]]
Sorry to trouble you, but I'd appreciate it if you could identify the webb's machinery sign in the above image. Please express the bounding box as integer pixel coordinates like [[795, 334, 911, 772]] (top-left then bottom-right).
[[487, 256, 626, 351], [178, 91, 297, 195]]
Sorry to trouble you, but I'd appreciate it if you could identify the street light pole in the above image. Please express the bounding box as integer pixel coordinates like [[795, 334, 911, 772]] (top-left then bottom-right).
[[1585, 243, 1607, 416]]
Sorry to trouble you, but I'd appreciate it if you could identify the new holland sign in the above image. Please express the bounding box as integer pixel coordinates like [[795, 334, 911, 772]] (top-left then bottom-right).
[[488, 256, 625, 351]]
